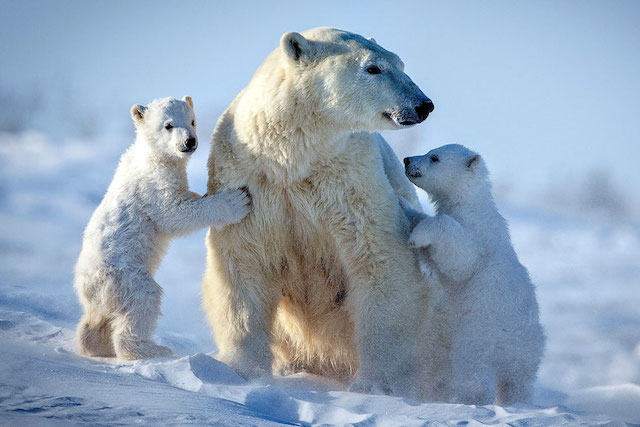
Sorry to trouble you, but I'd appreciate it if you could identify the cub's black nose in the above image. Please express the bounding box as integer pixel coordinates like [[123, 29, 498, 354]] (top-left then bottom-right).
[[185, 137, 197, 149], [415, 100, 435, 123], [403, 157, 411, 167]]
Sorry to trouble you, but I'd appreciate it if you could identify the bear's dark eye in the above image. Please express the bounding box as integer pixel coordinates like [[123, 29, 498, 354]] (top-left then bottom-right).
[[430, 155, 439, 163], [366, 65, 381, 75], [191, 120, 195, 127], [164, 123, 173, 130]]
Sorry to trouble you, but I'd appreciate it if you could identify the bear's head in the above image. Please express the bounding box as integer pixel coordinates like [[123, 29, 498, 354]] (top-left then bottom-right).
[[404, 144, 490, 205], [131, 96, 197, 159], [273, 27, 433, 133]]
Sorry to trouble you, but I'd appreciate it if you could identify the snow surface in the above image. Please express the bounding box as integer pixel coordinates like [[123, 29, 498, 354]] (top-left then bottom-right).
[[1, 131, 639, 425]]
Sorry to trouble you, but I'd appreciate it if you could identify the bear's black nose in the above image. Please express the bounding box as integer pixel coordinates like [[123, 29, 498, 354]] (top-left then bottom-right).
[[185, 137, 197, 149], [415, 101, 435, 123], [403, 157, 411, 167]]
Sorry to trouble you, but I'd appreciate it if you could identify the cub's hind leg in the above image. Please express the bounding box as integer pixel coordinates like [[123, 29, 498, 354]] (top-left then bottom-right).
[[76, 312, 116, 357], [111, 273, 172, 360]]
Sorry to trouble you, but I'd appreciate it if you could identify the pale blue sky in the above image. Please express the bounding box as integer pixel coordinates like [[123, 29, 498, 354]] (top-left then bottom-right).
[[1, 0, 639, 196]]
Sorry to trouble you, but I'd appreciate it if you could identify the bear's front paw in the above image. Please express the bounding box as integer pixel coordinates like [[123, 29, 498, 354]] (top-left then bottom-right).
[[114, 340, 173, 361], [408, 221, 434, 249], [217, 352, 273, 382], [348, 377, 392, 396], [211, 188, 252, 229]]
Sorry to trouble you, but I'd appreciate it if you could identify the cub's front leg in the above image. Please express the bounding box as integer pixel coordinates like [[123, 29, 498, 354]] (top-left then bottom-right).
[[407, 215, 438, 249], [152, 188, 251, 237], [409, 214, 480, 284], [399, 197, 428, 230]]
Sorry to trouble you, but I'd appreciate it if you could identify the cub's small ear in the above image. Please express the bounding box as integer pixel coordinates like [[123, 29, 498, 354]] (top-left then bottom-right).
[[466, 155, 480, 170], [280, 31, 312, 62], [130, 104, 146, 124], [367, 37, 377, 44], [182, 95, 193, 109]]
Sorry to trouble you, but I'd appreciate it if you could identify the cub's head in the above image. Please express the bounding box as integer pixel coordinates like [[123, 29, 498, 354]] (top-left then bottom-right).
[[404, 144, 489, 204], [131, 96, 197, 159], [277, 27, 433, 132]]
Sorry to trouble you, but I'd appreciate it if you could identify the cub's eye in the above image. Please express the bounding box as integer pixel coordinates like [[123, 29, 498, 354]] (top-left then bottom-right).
[[164, 123, 173, 130], [366, 65, 381, 75], [191, 120, 195, 127], [430, 155, 439, 163]]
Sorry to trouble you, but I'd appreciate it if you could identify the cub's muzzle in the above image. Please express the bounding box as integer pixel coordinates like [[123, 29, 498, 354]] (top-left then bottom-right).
[[181, 137, 198, 153], [404, 156, 423, 178]]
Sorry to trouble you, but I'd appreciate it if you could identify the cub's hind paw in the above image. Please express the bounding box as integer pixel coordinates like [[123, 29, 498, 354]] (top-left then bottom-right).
[[114, 339, 173, 360]]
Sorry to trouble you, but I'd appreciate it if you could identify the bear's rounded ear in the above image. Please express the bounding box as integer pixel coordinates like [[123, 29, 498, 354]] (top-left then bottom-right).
[[466, 155, 480, 170], [368, 37, 377, 44], [280, 31, 312, 62], [130, 104, 146, 125], [182, 95, 194, 109]]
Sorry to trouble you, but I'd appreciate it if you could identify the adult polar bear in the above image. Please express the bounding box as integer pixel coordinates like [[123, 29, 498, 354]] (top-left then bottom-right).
[[203, 28, 441, 398]]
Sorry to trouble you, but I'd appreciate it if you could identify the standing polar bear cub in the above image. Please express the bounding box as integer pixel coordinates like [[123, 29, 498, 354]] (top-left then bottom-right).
[[404, 144, 545, 405], [203, 27, 447, 399], [74, 96, 250, 360]]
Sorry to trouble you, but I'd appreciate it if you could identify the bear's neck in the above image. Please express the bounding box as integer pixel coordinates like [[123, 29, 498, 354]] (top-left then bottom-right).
[[231, 72, 352, 185]]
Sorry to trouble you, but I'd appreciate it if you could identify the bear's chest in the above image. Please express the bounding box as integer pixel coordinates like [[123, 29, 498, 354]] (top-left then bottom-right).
[[250, 174, 349, 290], [259, 178, 328, 243]]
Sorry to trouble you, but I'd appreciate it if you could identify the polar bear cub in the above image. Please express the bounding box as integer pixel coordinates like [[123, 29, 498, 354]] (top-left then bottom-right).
[[74, 96, 251, 360], [403, 144, 544, 405]]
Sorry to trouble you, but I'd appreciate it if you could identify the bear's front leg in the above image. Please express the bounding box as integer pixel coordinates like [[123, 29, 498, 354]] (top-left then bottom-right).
[[407, 216, 438, 249], [202, 229, 277, 380], [151, 189, 251, 238], [327, 197, 426, 399], [411, 214, 480, 284], [346, 275, 425, 399]]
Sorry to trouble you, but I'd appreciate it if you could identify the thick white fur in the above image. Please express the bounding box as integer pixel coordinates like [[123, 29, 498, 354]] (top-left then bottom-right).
[[202, 28, 448, 400], [74, 96, 250, 360], [377, 133, 422, 210], [404, 144, 545, 405]]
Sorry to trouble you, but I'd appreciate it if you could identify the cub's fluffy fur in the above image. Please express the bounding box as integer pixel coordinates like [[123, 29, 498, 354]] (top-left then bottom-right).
[[74, 96, 250, 360], [404, 144, 545, 405]]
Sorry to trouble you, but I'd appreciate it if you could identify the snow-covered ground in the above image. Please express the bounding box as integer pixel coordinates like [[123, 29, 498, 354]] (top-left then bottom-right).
[[1, 131, 639, 425]]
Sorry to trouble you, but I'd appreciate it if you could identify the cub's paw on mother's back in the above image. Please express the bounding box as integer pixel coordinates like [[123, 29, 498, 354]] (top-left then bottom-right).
[[208, 188, 252, 229]]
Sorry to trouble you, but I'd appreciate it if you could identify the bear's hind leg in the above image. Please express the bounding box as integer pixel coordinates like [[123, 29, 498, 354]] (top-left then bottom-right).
[[453, 362, 497, 405], [76, 313, 116, 357], [496, 374, 534, 406], [111, 275, 172, 360]]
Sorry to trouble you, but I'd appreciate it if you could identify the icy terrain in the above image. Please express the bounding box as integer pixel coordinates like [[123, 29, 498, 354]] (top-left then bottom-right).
[[1, 131, 639, 425]]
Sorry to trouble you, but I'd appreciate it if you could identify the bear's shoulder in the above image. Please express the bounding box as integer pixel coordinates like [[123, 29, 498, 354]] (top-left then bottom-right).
[[344, 132, 384, 163]]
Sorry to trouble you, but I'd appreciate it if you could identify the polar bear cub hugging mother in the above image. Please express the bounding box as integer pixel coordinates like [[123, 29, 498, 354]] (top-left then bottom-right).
[[404, 145, 544, 405], [75, 96, 251, 360], [203, 27, 446, 399]]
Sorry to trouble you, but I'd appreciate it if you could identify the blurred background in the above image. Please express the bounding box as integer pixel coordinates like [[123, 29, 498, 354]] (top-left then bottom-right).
[[1, 0, 639, 399]]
